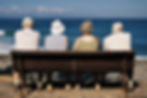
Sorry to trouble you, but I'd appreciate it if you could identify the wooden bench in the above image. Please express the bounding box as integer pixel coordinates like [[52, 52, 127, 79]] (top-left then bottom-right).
[[11, 51, 135, 93]]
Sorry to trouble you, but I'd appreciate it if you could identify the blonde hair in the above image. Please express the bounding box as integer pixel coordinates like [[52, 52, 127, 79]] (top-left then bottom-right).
[[112, 22, 124, 34], [22, 17, 34, 28], [81, 20, 93, 34]]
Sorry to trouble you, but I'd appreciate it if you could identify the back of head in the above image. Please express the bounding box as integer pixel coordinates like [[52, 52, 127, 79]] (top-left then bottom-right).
[[112, 22, 124, 34], [50, 19, 65, 35], [81, 20, 93, 35], [22, 17, 34, 29]]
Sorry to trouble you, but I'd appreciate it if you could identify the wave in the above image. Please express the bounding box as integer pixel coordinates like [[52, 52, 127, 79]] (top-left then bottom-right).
[[0, 43, 13, 55], [0, 29, 5, 36], [136, 56, 147, 60]]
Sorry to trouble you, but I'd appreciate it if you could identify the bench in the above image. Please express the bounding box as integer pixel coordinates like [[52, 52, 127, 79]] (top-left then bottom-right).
[[11, 51, 135, 94]]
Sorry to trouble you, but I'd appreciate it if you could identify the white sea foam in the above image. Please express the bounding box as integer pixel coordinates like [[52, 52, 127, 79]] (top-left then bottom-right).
[[0, 29, 5, 36], [136, 56, 147, 60], [0, 43, 13, 55]]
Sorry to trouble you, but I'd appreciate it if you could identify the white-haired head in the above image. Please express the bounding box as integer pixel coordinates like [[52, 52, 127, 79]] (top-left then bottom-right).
[[112, 22, 124, 34], [50, 19, 65, 35], [22, 17, 34, 29]]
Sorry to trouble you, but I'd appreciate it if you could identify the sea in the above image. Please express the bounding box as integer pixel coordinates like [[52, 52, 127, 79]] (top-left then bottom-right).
[[0, 18, 147, 58]]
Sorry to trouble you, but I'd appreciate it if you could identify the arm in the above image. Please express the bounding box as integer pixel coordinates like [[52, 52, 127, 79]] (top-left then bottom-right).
[[95, 37, 100, 50], [103, 39, 107, 51], [14, 31, 20, 50], [128, 33, 132, 50], [65, 37, 69, 50], [73, 38, 80, 51]]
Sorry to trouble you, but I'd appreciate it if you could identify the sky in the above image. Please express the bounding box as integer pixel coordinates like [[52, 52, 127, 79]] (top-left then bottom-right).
[[0, 0, 147, 19]]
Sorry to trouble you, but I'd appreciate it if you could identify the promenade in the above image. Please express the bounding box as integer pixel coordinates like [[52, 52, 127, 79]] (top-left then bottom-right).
[[0, 55, 147, 98]]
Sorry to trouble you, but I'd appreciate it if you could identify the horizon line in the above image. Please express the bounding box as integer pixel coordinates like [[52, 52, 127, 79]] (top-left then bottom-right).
[[0, 17, 147, 20]]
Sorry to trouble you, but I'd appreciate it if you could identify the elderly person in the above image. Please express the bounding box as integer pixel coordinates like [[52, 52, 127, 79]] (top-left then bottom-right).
[[103, 22, 131, 51], [45, 19, 68, 50], [73, 20, 99, 88], [45, 19, 68, 89], [13, 17, 40, 88], [103, 22, 133, 88], [73, 21, 99, 51]]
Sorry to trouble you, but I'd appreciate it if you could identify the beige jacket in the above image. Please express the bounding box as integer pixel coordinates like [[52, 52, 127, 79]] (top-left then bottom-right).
[[14, 28, 40, 50], [103, 32, 131, 51]]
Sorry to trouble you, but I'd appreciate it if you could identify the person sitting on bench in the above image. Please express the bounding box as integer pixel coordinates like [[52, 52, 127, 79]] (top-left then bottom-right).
[[44, 19, 68, 84], [103, 22, 132, 85], [73, 20, 99, 51], [13, 17, 40, 87], [103, 22, 131, 51], [45, 19, 68, 51], [73, 20, 99, 86]]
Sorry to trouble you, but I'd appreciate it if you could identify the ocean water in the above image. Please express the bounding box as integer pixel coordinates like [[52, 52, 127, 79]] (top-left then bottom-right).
[[0, 18, 147, 56]]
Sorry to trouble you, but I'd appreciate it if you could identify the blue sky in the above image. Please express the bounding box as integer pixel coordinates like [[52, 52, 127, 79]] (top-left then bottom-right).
[[0, 0, 147, 18]]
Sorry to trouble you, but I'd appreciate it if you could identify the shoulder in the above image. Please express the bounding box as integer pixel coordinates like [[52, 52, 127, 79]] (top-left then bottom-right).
[[45, 35, 51, 40], [73, 36, 82, 45], [103, 34, 113, 42], [124, 32, 131, 37], [90, 35, 99, 42], [45, 35, 55, 42], [61, 35, 68, 40], [33, 30, 40, 35], [76, 36, 83, 42], [15, 29, 23, 36], [32, 30, 40, 37], [15, 29, 22, 33], [93, 35, 99, 40], [117, 32, 131, 39]]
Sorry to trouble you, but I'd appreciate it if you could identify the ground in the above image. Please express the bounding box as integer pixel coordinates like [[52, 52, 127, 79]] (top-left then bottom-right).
[[0, 56, 147, 98]]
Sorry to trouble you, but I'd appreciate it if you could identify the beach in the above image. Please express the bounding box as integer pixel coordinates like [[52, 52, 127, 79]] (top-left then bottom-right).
[[0, 55, 147, 98], [0, 0, 147, 97]]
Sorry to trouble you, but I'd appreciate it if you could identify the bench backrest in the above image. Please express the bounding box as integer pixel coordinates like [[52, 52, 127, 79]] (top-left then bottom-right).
[[11, 51, 135, 74]]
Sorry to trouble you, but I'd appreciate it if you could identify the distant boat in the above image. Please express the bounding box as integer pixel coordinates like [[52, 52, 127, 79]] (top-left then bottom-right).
[[0, 29, 5, 36]]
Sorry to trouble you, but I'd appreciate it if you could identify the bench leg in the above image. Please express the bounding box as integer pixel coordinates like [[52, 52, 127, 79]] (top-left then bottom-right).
[[122, 58, 130, 98], [46, 73, 53, 91], [94, 74, 101, 90], [36, 72, 42, 90], [19, 73, 29, 98], [16, 59, 28, 98], [75, 73, 81, 90], [65, 73, 72, 91], [127, 69, 135, 91], [122, 73, 129, 98]]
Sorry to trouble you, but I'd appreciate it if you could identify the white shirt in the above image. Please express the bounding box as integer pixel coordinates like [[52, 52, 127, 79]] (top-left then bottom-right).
[[14, 28, 40, 50], [103, 32, 131, 51]]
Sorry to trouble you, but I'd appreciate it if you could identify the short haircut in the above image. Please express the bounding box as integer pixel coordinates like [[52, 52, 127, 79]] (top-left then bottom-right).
[[22, 17, 34, 28], [80, 20, 93, 34], [112, 22, 124, 33]]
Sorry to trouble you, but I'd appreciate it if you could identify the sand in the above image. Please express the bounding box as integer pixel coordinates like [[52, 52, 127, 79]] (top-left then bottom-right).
[[0, 55, 147, 98]]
